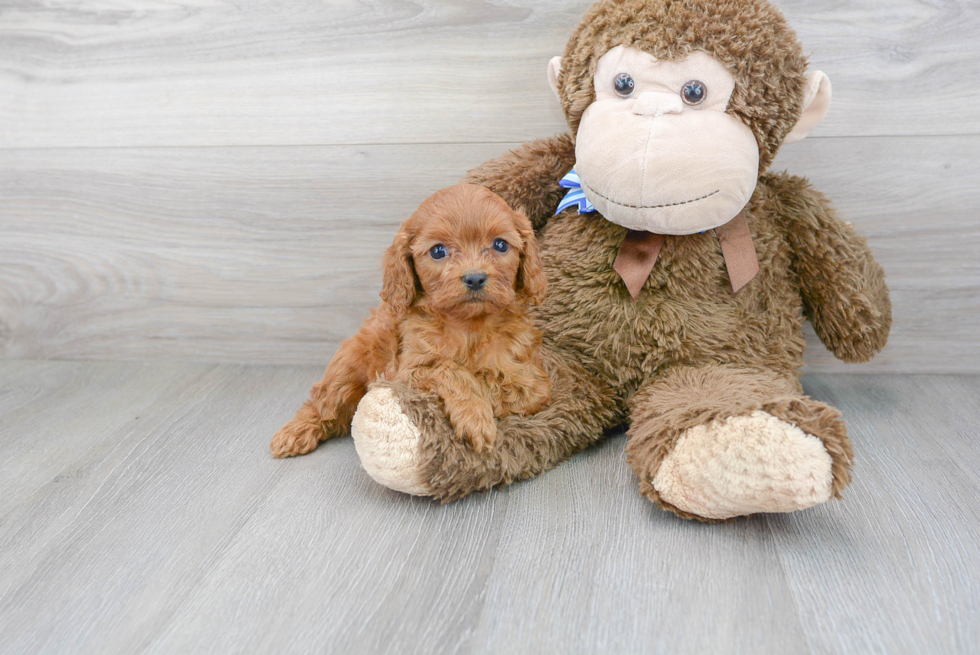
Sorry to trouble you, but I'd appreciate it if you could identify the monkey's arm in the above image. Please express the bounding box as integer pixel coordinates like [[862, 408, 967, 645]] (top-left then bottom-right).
[[769, 174, 892, 363], [462, 134, 576, 231]]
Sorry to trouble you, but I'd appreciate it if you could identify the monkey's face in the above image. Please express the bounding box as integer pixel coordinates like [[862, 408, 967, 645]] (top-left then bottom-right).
[[572, 46, 759, 235]]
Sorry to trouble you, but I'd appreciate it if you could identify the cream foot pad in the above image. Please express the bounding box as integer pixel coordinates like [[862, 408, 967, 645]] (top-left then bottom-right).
[[653, 410, 834, 519], [351, 386, 430, 496]]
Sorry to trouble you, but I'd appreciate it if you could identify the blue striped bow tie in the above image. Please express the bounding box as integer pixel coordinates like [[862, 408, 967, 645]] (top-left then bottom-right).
[[555, 168, 596, 215]]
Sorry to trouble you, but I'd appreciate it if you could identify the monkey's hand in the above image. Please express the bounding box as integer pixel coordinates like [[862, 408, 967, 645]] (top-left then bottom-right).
[[771, 174, 892, 363], [462, 134, 576, 231]]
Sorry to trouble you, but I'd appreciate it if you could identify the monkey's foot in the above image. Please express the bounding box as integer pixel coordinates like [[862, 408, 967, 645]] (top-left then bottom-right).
[[650, 410, 835, 520]]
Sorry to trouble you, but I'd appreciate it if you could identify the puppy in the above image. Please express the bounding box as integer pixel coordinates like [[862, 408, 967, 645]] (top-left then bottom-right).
[[271, 183, 550, 457]]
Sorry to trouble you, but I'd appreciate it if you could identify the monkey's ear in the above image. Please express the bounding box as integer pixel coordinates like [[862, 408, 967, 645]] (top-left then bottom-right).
[[547, 56, 562, 101], [380, 223, 418, 312], [784, 71, 832, 144]]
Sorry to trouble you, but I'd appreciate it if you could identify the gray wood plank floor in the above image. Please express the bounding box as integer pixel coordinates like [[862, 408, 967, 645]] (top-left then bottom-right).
[[1, 361, 977, 654]]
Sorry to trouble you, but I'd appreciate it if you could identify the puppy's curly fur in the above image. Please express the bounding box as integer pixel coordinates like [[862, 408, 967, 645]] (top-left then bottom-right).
[[271, 184, 550, 457]]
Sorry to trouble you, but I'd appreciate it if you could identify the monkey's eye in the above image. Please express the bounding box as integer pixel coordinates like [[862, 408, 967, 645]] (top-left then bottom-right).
[[613, 73, 635, 98], [429, 244, 448, 260], [492, 238, 510, 253], [681, 80, 706, 106]]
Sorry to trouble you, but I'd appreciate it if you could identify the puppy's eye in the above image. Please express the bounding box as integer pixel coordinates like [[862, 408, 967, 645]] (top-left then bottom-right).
[[614, 73, 635, 98], [681, 80, 706, 105], [492, 238, 510, 253], [429, 244, 448, 260]]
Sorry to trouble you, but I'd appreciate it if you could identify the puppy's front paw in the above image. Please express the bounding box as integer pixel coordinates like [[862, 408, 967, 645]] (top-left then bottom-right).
[[451, 411, 497, 453], [270, 419, 323, 458], [509, 384, 552, 416], [499, 370, 552, 416]]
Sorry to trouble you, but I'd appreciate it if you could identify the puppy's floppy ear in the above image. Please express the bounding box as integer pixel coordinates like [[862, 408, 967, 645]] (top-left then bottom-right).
[[380, 218, 418, 311], [513, 211, 547, 305]]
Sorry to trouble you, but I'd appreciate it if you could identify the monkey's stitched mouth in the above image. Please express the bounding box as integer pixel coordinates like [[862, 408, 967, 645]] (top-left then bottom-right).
[[582, 181, 720, 209]]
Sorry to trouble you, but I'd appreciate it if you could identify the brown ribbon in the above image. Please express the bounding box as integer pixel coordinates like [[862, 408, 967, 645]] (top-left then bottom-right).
[[714, 211, 760, 293], [613, 231, 665, 299], [612, 211, 759, 300]]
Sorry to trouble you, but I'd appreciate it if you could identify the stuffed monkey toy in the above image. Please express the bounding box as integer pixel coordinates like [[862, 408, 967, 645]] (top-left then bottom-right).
[[305, 0, 892, 521]]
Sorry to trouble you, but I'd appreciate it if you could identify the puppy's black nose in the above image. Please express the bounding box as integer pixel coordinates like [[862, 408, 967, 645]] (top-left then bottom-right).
[[462, 271, 488, 291]]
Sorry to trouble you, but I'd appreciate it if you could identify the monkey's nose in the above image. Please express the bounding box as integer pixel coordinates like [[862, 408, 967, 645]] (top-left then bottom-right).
[[462, 271, 488, 291], [632, 91, 683, 117]]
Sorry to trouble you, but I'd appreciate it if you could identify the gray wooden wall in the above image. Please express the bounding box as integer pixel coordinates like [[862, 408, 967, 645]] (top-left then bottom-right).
[[2, 0, 977, 372]]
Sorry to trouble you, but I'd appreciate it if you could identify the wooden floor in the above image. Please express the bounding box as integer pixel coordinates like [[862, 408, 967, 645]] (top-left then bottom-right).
[[0, 361, 977, 654]]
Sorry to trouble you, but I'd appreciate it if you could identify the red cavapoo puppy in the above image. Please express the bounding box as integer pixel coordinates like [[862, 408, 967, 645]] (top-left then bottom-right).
[[271, 183, 551, 456]]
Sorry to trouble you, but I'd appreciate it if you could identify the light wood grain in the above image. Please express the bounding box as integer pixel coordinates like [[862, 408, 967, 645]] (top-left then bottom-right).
[[0, 362, 978, 653], [468, 435, 811, 654], [0, 363, 313, 652], [0, 0, 977, 149], [0, 361, 209, 515], [146, 454, 511, 654], [2, 136, 977, 372], [781, 375, 980, 654], [0, 143, 503, 362], [1, 0, 976, 370]]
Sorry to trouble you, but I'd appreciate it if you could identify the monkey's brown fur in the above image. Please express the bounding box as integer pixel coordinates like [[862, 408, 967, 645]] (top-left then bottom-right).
[[360, 0, 891, 519], [271, 184, 550, 456]]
